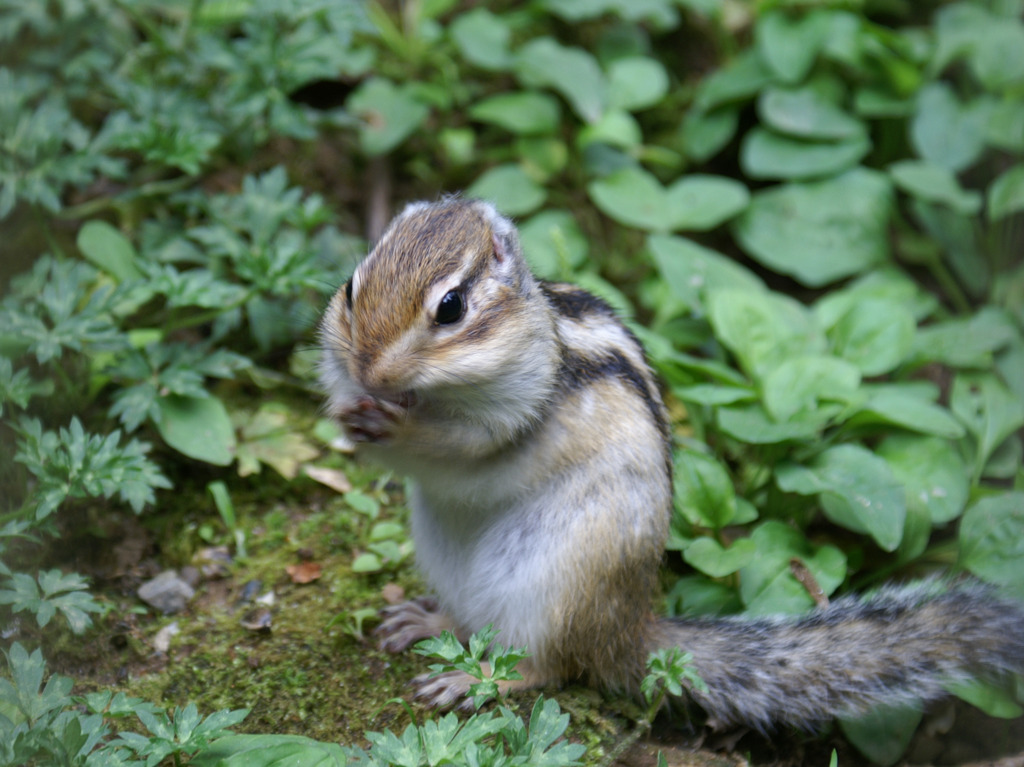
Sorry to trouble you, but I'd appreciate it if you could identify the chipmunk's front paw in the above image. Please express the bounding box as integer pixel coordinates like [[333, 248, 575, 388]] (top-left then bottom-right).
[[337, 395, 406, 443], [376, 597, 454, 653], [412, 670, 480, 711]]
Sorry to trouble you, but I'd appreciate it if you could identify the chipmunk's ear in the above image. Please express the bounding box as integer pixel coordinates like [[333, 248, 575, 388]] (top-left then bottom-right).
[[472, 200, 521, 265]]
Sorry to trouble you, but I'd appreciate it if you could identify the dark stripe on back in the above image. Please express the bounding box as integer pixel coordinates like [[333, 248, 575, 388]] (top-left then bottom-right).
[[540, 283, 616, 321], [559, 349, 668, 442]]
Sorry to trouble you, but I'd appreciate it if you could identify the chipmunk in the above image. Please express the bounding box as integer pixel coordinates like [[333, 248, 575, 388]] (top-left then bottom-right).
[[319, 197, 1024, 731]]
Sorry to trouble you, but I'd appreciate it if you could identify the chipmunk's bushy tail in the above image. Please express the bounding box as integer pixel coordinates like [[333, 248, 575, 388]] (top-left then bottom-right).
[[653, 580, 1024, 731]]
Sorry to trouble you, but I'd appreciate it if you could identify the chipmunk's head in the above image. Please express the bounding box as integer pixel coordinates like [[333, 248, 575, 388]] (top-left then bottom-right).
[[320, 198, 546, 402]]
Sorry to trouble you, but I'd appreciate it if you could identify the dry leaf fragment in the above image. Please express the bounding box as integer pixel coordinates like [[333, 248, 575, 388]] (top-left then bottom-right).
[[304, 465, 353, 494], [285, 561, 322, 584], [381, 583, 405, 605]]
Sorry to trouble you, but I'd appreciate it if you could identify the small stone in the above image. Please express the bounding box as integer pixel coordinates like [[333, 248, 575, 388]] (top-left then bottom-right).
[[238, 578, 263, 604], [240, 606, 272, 632], [152, 621, 180, 653], [138, 570, 195, 614]]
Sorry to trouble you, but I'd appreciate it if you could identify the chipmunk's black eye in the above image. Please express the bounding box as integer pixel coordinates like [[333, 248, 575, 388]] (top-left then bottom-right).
[[435, 289, 464, 325], [344, 280, 353, 308]]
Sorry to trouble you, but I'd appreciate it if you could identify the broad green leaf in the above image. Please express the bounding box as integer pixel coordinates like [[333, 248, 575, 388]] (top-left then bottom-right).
[[853, 389, 965, 440], [707, 287, 824, 379], [987, 163, 1024, 222], [828, 298, 916, 376], [449, 8, 512, 70], [673, 449, 737, 529], [681, 107, 739, 163], [734, 168, 893, 287], [758, 86, 865, 141], [469, 92, 560, 135], [756, 10, 831, 83], [664, 175, 749, 231], [969, 24, 1024, 92], [515, 38, 606, 123], [889, 160, 982, 215], [909, 199, 988, 300], [234, 403, 319, 479], [665, 575, 743, 617], [776, 444, 906, 551], [347, 78, 430, 155], [607, 56, 669, 112], [466, 164, 546, 216], [814, 267, 936, 329], [77, 221, 143, 282], [951, 373, 1024, 482], [840, 703, 922, 767], [683, 537, 756, 577], [986, 100, 1024, 152], [673, 383, 756, 406], [738, 521, 846, 615], [910, 307, 1017, 368], [693, 50, 772, 112], [647, 235, 764, 313], [578, 109, 642, 149], [717, 404, 827, 444], [959, 492, 1024, 592], [191, 734, 346, 767], [761, 355, 861, 422], [155, 395, 235, 466], [518, 210, 588, 279], [741, 128, 869, 180], [351, 552, 383, 573], [877, 434, 969, 526], [910, 83, 988, 173], [588, 167, 668, 231], [947, 678, 1024, 719]]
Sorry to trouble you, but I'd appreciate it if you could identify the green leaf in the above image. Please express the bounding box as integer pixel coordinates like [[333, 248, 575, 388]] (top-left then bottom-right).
[[828, 298, 916, 376], [877, 434, 969, 526], [840, 703, 922, 766], [351, 552, 383, 573], [717, 404, 826, 444], [734, 168, 893, 286], [889, 160, 982, 215], [673, 449, 737, 529], [740, 127, 870, 180], [987, 163, 1024, 222], [647, 234, 763, 313], [77, 221, 143, 282], [449, 8, 512, 70], [664, 175, 749, 231], [579, 110, 642, 149], [951, 373, 1024, 482], [155, 395, 235, 466], [776, 444, 906, 551], [191, 734, 345, 767], [347, 78, 430, 155], [758, 86, 866, 140], [588, 166, 668, 231], [738, 521, 846, 615], [910, 83, 988, 173], [947, 678, 1024, 719], [693, 50, 772, 112], [761, 355, 861, 422], [910, 308, 1017, 368], [466, 164, 546, 217], [469, 92, 560, 135], [959, 493, 1024, 592], [707, 287, 823, 379], [607, 56, 669, 112], [814, 267, 936, 329], [515, 38, 606, 123], [681, 107, 739, 163], [756, 10, 831, 83], [683, 537, 756, 577], [853, 388, 965, 440], [518, 210, 588, 279]]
